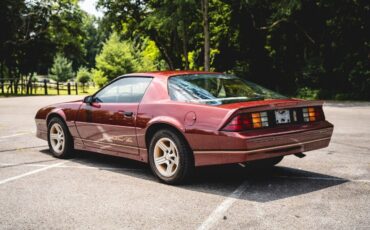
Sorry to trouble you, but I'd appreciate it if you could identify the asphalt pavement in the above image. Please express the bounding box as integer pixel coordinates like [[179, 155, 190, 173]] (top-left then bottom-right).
[[0, 96, 369, 229]]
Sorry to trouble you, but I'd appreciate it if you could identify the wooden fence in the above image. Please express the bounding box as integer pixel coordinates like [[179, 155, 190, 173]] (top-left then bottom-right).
[[0, 79, 78, 96]]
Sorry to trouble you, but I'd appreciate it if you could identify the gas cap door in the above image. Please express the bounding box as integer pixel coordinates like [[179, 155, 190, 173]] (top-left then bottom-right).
[[184, 111, 196, 126]]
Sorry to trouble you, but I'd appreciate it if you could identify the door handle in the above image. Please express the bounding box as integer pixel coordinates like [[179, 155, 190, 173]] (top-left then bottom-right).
[[120, 111, 134, 117]]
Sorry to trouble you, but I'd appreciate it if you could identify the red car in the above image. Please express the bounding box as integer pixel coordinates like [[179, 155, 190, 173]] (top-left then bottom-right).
[[35, 71, 334, 184]]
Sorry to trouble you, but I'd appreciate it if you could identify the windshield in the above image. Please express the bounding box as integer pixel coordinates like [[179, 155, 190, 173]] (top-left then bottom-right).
[[168, 74, 287, 105]]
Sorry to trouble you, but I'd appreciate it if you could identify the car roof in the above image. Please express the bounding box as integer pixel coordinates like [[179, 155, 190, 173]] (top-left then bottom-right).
[[123, 70, 221, 79]]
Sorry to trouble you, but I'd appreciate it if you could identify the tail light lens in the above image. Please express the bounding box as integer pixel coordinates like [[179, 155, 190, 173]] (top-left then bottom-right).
[[222, 112, 268, 131], [302, 107, 324, 122]]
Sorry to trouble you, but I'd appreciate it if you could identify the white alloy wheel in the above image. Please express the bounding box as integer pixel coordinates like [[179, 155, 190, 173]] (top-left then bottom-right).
[[49, 123, 65, 154], [153, 137, 180, 177]]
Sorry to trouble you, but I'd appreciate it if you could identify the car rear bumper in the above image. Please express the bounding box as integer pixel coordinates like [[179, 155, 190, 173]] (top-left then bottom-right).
[[192, 121, 334, 166]]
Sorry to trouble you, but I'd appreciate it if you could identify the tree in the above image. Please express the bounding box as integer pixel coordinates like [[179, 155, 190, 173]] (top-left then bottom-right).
[[201, 0, 210, 71], [95, 33, 136, 81], [91, 69, 108, 88], [0, 0, 101, 94], [49, 54, 74, 82], [47, 0, 88, 70], [98, 0, 200, 70], [76, 67, 90, 92]]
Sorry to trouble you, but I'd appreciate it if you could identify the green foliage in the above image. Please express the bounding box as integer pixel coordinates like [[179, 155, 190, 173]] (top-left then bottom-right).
[[76, 67, 90, 83], [91, 69, 108, 88], [76, 67, 91, 92], [296, 87, 320, 100], [1, 0, 369, 99], [135, 39, 166, 71], [95, 33, 136, 81], [49, 54, 74, 82]]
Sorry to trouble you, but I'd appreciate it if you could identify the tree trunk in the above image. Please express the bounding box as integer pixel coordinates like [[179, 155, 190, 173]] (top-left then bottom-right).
[[201, 0, 210, 71], [26, 72, 34, 95], [153, 36, 175, 70], [0, 62, 4, 94], [181, 23, 189, 70]]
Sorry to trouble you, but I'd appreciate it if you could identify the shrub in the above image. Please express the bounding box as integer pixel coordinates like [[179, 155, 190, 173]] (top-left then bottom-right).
[[76, 67, 91, 92]]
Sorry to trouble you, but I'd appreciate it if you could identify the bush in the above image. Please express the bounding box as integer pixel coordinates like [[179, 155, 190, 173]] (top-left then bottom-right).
[[49, 54, 74, 82], [76, 67, 91, 92], [91, 69, 108, 88], [95, 33, 136, 81], [296, 87, 320, 100]]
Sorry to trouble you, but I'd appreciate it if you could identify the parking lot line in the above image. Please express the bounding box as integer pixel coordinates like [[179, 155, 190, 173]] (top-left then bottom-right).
[[0, 162, 65, 185], [0, 132, 35, 139], [197, 181, 249, 230], [0, 162, 143, 172]]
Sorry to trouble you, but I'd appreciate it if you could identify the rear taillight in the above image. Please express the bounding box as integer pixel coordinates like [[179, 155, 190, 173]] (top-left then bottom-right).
[[251, 112, 269, 128], [222, 112, 268, 131], [302, 107, 324, 122], [222, 114, 251, 131]]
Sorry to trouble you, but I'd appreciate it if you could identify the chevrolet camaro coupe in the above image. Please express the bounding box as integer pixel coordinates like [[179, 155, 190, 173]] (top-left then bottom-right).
[[35, 71, 334, 184]]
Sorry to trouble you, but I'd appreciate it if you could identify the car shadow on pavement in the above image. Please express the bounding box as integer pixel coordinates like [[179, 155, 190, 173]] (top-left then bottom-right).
[[40, 149, 348, 203]]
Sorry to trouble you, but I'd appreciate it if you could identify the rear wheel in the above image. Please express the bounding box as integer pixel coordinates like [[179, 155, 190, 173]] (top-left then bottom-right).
[[47, 117, 74, 158], [246, 156, 284, 169], [148, 129, 194, 184]]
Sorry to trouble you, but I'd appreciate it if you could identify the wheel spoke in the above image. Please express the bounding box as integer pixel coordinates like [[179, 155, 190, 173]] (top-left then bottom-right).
[[155, 156, 167, 165], [55, 125, 62, 133], [172, 157, 179, 165], [166, 162, 174, 175], [55, 142, 61, 150], [169, 142, 177, 154], [50, 133, 58, 140], [157, 141, 168, 153]]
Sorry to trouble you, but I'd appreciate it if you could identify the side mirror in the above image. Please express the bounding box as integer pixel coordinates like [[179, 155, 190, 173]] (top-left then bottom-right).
[[83, 96, 93, 104]]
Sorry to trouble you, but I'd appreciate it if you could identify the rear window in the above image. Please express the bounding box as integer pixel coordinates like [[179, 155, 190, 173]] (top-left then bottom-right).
[[168, 74, 287, 105]]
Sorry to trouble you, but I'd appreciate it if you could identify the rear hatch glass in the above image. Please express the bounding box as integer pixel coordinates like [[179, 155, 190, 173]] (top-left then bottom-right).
[[168, 74, 287, 105]]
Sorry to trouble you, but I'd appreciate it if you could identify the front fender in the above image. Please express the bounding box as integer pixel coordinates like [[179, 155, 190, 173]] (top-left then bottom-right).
[[46, 108, 67, 123]]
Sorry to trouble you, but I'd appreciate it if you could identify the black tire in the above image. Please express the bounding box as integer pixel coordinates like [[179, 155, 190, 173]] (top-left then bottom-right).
[[148, 128, 194, 184], [246, 156, 284, 169], [47, 117, 74, 158]]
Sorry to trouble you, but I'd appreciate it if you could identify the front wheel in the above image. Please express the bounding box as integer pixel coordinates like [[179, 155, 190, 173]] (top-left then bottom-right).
[[47, 117, 74, 158], [148, 129, 194, 184]]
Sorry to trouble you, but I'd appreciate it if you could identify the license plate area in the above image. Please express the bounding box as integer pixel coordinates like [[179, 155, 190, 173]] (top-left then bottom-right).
[[275, 109, 291, 124]]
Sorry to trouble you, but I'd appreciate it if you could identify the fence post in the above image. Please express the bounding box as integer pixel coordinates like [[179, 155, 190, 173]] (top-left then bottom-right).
[[57, 82, 59, 95], [26, 82, 30, 95], [67, 82, 71, 95], [75, 83, 78, 95], [44, 79, 48, 95]]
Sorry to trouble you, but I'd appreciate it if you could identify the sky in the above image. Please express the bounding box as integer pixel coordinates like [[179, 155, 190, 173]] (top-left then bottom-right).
[[78, 0, 103, 18]]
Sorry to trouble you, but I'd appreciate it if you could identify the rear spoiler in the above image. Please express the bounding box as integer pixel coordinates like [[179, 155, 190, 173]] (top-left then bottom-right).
[[235, 100, 324, 113]]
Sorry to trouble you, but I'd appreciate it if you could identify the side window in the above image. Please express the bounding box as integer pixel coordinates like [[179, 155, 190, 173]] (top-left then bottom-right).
[[94, 77, 152, 103]]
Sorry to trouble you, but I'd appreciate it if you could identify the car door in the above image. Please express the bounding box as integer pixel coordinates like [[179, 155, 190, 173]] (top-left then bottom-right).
[[75, 77, 153, 155]]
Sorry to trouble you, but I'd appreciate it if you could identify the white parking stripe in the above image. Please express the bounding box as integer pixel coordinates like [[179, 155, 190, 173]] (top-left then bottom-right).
[[197, 173, 370, 230], [0, 162, 142, 171], [197, 181, 249, 230], [0, 162, 65, 185], [0, 132, 34, 139]]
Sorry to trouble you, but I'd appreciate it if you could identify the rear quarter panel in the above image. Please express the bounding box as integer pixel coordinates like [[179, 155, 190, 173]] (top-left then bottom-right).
[[136, 77, 233, 150]]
